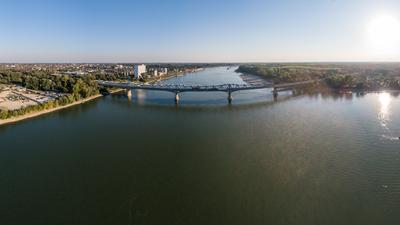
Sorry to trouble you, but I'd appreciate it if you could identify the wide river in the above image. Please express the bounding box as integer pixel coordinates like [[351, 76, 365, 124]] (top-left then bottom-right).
[[1, 67, 400, 225]]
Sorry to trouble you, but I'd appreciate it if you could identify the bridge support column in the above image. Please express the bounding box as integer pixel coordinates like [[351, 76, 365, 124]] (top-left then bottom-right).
[[228, 91, 233, 104], [126, 89, 132, 98], [227, 84, 233, 104], [174, 92, 180, 103], [273, 88, 278, 100]]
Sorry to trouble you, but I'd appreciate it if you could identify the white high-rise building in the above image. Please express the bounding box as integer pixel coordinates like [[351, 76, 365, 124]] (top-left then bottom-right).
[[133, 64, 146, 79]]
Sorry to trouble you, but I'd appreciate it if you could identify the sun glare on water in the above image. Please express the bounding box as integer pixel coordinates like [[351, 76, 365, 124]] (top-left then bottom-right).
[[378, 92, 392, 127], [366, 14, 400, 58]]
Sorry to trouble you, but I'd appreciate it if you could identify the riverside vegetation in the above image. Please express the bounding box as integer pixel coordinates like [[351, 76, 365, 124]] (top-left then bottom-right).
[[236, 63, 400, 90], [0, 70, 100, 120]]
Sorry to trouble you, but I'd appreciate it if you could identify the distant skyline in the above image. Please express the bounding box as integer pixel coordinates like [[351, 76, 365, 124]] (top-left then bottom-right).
[[1, 0, 400, 63]]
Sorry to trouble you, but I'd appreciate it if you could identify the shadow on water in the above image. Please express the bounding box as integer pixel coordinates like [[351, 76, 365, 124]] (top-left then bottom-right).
[[108, 91, 297, 113], [108, 88, 376, 114]]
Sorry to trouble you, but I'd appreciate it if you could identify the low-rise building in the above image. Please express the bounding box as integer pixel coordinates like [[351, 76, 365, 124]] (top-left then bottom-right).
[[159, 68, 168, 76]]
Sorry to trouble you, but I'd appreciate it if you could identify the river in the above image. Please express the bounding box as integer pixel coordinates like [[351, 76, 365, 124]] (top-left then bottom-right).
[[1, 66, 400, 225]]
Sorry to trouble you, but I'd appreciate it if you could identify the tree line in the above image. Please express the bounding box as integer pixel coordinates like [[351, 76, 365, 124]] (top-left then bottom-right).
[[325, 74, 400, 90], [236, 65, 336, 83], [0, 70, 100, 119], [237, 64, 400, 90], [0, 94, 82, 120]]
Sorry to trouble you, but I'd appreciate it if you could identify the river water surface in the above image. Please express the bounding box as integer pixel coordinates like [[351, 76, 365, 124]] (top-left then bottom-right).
[[1, 67, 400, 225]]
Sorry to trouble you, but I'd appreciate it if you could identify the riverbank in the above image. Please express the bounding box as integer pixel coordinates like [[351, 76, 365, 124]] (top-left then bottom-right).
[[147, 68, 204, 84], [239, 73, 272, 86], [0, 94, 102, 126], [0, 89, 123, 126]]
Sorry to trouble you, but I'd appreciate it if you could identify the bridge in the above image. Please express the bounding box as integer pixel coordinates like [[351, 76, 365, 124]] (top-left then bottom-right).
[[97, 79, 320, 103]]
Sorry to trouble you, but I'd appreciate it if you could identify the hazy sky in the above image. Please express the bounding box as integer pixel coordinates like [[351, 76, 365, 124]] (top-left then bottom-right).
[[1, 0, 400, 63]]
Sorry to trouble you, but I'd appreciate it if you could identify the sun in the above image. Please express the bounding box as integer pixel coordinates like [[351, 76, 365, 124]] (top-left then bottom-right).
[[366, 14, 400, 57]]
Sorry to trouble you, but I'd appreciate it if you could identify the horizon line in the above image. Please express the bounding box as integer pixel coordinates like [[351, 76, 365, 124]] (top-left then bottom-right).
[[1, 61, 400, 64]]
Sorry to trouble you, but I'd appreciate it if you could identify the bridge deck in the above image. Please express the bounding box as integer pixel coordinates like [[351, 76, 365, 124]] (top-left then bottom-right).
[[97, 79, 319, 93]]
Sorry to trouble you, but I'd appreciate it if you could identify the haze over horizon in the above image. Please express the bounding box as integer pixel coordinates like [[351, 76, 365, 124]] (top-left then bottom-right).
[[1, 0, 400, 63]]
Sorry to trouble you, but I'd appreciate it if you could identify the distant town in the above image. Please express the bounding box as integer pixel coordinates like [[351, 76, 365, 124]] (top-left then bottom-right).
[[0, 63, 209, 80], [0, 63, 227, 122]]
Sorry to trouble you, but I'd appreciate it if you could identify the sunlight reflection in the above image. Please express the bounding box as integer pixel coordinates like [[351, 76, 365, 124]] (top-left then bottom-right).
[[136, 89, 146, 104], [378, 92, 392, 127]]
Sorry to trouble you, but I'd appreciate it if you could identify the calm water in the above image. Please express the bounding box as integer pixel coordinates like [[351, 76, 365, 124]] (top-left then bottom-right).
[[1, 67, 400, 225]]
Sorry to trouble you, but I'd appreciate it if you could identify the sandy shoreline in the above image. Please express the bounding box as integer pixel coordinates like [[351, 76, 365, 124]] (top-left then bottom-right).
[[0, 94, 102, 126], [0, 89, 123, 126]]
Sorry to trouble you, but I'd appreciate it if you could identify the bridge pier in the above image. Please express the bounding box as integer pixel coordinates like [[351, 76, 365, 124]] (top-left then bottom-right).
[[273, 88, 278, 100], [227, 84, 233, 104], [228, 91, 233, 104]]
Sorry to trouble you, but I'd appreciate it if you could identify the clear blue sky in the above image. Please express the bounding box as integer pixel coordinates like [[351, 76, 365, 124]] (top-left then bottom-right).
[[1, 0, 400, 63]]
